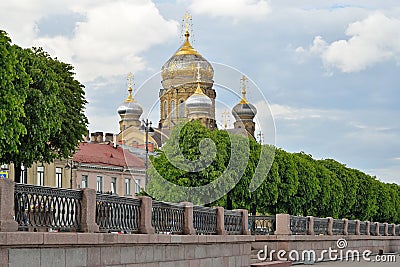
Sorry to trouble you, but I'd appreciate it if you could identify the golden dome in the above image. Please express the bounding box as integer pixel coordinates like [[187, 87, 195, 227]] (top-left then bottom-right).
[[161, 29, 213, 89]]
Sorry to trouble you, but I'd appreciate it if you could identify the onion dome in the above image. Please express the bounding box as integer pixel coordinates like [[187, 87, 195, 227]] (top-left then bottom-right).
[[117, 73, 143, 120], [186, 82, 212, 118], [232, 76, 257, 120], [161, 13, 213, 90]]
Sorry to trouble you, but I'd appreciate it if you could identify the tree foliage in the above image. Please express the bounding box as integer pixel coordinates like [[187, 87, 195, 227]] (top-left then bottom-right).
[[146, 120, 400, 224], [0, 31, 88, 181], [0, 30, 29, 157]]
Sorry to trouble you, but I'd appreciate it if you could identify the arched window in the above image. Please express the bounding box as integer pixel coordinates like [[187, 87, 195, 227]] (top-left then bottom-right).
[[171, 100, 176, 118], [163, 100, 167, 119], [179, 99, 185, 118]]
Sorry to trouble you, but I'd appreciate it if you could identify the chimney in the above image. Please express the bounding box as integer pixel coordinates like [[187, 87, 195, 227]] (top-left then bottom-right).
[[105, 133, 113, 142], [90, 133, 96, 142], [113, 134, 117, 148], [96, 132, 104, 143]]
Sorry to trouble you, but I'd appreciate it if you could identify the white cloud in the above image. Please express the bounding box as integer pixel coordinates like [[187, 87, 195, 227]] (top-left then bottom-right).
[[269, 103, 338, 121], [296, 12, 400, 72], [367, 165, 400, 184], [189, 0, 271, 22], [0, 0, 179, 82]]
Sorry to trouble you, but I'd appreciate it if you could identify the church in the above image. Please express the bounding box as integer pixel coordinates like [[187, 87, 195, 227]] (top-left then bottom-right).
[[117, 12, 258, 148]]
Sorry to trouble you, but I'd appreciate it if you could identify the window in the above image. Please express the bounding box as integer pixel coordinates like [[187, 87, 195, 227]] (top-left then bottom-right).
[[96, 176, 103, 192], [125, 178, 131, 196], [81, 175, 88, 188], [37, 166, 44, 186], [163, 100, 167, 119], [135, 179, 141, 194], [55, 167, 62, 188], [111, 177, 117, 194], [171, 100, 176, 118], [179, 99, 185, 118]]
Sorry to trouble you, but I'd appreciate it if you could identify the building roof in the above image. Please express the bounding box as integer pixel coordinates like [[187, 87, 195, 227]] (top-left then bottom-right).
[[73, 142, 145, 169]]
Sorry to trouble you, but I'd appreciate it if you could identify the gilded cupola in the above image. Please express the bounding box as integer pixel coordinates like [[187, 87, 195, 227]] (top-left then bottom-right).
[[161, 12, 214, 90], [118, 73, 143, 131], [232, 75, 257, 138]]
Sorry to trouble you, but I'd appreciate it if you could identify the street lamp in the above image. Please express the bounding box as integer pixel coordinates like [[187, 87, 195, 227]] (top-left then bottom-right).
[[140, 119, 154, 185], [65, 159, 77, 189]]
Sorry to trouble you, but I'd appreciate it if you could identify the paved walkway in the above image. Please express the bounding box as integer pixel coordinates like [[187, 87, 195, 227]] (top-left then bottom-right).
[[313, 255, 399, 267]]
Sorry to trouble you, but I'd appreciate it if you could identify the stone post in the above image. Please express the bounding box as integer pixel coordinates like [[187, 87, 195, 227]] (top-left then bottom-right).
[[307, 216, 314, 235], [327, 217, 333, 235], [384, 223, 388, 236], [234, 209, 250, 235], [374, 222, 380, 236], [397, 225, 400, 236], [138, 196, 155, 234], [366, 221, 370, 236], [0, 179, 18, 232], [355, 220, 360, 235], [343, 219, 349, 235], [274, 214, 292, 235], [181, 202, 196, 235], [215, 207, 226, 235], [80, 188, 99, 233]]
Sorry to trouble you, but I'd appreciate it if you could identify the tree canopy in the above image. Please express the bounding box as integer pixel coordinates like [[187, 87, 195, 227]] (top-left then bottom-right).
[[145, 120, 400, 224], [0, 31, 88, 181]]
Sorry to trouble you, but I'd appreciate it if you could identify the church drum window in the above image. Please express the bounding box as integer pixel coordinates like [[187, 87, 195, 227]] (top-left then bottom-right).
[[179, 99, 185, 118], [171, 100, 176, 118], [163, 100, 167, 119]]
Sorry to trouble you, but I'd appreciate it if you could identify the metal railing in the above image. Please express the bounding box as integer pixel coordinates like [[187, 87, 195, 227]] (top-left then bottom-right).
[[290, 215, 308, 235], [360, 221, 367, 235], [249, 215, 275, 235], [11, 184, 400, 237], [152, 201, 184, 234], [96, 193, 141, 233], [193, 206, 217, 235], [347, 220, 356, 235], [314, 217, 328, 235], [379, 223, 385, 236], [14, 183, 82, 231], [332, 219, 344, 235], [388, 224, 394, 236], [370, 223, 376, 236], [224, 210, 242, 235]]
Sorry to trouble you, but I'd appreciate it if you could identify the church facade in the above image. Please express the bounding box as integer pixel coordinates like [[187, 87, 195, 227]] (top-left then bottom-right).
[[117, 12, 258, 148]]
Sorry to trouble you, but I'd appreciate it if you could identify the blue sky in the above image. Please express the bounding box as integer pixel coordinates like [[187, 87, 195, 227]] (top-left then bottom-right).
[[1, 0, 399, 184]]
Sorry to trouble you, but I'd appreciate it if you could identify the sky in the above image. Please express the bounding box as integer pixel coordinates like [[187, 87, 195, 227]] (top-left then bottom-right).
[[1, 0, 399, 184]]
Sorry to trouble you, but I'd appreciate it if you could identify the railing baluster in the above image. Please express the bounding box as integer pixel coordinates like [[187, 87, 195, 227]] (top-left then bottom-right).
[[95, 193, 141, 233], [14, 183, 82, 232]]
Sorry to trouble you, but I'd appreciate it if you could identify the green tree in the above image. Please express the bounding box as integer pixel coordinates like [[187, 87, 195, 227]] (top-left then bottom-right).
[[374, 182, 396, 223], [350, 170, 379, 221], [289, 152, 320, 216], [0, 30, 29, 158], [300, 157, 344, 218], [146, 120, 241, 205], [273, 149, 299, 214], [224, 139, 278, 214], [0, 34, 88, 181], [319, 159, 358, 218]]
